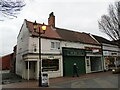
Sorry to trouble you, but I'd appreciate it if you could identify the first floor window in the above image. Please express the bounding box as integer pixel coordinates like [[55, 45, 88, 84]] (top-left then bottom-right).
[[51, 42, 60, 49], [42, 59, 59, 72]]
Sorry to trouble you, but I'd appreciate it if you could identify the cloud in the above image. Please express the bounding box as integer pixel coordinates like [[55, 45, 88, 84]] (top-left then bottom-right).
[[0, 0, 115, 56]]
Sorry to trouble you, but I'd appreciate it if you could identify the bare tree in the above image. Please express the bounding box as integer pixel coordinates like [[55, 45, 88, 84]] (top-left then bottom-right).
[[98, 1, 120, 43], [0, 0, 26, 20]]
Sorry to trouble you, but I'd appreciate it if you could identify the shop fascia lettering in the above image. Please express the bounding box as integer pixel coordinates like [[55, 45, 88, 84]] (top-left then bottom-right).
[[47, 56, 55, 60], [85, 47, 101, 53]]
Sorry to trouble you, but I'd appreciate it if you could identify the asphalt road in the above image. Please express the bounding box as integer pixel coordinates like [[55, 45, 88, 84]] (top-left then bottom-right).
[[50, 74, 119, 88]]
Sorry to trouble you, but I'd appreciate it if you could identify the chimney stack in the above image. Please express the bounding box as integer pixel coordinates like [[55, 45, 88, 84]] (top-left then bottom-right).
[[48, 12, 55, 27]]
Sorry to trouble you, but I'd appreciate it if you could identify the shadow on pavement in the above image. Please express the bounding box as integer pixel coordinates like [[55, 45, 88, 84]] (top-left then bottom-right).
[[1, 72, 26, 85]]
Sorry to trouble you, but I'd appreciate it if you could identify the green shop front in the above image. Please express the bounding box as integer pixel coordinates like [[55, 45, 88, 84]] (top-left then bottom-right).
[[62, 47, 86, 76]]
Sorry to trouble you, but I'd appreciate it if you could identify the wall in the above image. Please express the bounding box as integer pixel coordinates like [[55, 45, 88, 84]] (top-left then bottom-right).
[[16, 21, 30, 77], [103, 43, 119, 52], [2, 54, 12, 70]]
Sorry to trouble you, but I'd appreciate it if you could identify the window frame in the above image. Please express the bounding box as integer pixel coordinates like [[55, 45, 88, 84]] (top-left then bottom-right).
[[51, 42, 60, 49]]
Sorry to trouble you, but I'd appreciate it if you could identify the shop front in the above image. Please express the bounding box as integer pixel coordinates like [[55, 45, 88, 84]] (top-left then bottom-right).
[[62, 47, 86, 77], [103, 51, 120, 70], [85, 47, 103, 73], [23, 54, 63, 80]]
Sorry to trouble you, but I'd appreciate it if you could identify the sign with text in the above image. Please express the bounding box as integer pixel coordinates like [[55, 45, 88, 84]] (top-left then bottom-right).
[[41, 73, 49, 87], [85, 47, 101, 54]]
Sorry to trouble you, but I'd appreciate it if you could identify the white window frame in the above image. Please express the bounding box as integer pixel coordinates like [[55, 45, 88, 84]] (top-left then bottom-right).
[[51, 42, 60, 49]]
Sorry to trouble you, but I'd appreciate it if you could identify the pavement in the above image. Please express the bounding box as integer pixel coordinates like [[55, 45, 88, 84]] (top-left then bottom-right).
[[50, 72, 118, 88], [1, 71, 116, 88]]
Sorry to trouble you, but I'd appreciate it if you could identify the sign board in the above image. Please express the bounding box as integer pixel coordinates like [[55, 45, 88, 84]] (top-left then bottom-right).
[[92, 49, 99, 53], [41, 73, 49, 87], [103, 51, 110, 56], [62, 48, 85, 56], [85, 47, 101, 54], [103, 51, 118, 56], [47, 56, 55, 60]]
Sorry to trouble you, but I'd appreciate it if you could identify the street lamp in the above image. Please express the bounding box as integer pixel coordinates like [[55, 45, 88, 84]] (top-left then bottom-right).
[[33, 21, 47, 87]]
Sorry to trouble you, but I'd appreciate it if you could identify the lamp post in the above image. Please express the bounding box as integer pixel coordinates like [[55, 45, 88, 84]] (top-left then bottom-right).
[[33, 21, 47, 87]]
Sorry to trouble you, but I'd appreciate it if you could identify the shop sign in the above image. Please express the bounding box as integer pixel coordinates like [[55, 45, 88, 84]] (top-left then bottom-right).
[[103, 51, 118, 56], [103, 51, 110, 56], [85, 47, 101, 54], [92, 49, 99, 53], [63, 48, 85, 56], [111, 52, 117, 56], [47, 56, 54, 59], [41, 73, 49, 87]]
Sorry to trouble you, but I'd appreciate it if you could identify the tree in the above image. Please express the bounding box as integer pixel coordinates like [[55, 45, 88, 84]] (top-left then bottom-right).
[[0, 0, 26, 20], [98, 1, 120, 44]]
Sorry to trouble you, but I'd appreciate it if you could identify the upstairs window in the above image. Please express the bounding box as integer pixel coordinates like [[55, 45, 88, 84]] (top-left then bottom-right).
[[51, 42, 60, 49]]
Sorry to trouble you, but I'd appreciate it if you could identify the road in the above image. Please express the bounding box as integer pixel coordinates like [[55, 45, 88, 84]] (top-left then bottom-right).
[[50, 74, 119, 88]]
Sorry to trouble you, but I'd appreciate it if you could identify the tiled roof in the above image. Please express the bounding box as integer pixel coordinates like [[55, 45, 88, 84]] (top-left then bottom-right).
[[26, 20, 61, 40], [92, 35, 117, 45], [56, 28, 99, 44], [25, 19, 100, 45]]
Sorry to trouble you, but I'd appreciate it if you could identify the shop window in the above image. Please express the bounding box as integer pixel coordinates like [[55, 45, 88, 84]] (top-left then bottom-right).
[[42, 59, 59, 72], [51, 42, 60, 49]]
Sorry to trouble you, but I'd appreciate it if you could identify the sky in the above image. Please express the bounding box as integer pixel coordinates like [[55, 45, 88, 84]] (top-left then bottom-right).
[[0, 0, 116, 56]]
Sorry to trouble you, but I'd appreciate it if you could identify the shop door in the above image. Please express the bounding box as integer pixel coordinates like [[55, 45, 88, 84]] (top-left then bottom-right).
[[63, 56, 86, 76]]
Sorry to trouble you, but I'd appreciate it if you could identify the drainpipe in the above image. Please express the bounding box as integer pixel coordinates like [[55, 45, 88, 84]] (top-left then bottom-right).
[[101, 44, 105, 71]]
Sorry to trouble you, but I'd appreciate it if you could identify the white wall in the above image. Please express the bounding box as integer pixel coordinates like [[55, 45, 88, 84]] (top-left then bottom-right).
[[16, 21, 30, 77], [103, 43, 119, 52]]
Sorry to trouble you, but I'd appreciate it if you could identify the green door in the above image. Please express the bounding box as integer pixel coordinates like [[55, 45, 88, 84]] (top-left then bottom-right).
[[63, 56, 86, 76]]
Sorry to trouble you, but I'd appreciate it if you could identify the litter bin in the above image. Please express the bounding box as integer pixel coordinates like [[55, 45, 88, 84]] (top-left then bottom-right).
[[41, 73, 49, 87]]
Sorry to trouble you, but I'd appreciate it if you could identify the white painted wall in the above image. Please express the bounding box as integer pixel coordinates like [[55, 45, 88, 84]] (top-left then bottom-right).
[[16, 21, 30, 77], [25, 36, 103, 78], [103, 43, 119, 52], [17, 22, 105, 79]]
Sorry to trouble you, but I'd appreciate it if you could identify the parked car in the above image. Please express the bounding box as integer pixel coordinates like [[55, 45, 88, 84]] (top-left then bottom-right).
[[112, 68, 120, 74]]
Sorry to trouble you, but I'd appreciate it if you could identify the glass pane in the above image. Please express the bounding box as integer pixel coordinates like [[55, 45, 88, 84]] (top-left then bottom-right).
[[42, 59, 59, 72]]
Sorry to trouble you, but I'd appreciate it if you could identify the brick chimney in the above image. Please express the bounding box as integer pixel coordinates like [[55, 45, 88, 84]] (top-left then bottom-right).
[[48, 12, 55, 27]]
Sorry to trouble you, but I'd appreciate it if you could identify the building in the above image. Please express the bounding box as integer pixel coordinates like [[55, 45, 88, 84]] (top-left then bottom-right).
[[92, 35, 120, 71], [16, 12, 104, 80], [11, 45, 17, 72], [1, 45, 17, 72], [1, 54, 13, 70]]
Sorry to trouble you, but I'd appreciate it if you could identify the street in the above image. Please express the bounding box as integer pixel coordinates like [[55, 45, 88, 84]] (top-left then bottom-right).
[[1, 71, 119, 88], [50, 73, 119, 88]]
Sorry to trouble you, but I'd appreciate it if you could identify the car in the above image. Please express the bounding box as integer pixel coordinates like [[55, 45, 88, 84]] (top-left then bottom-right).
[[112, 68, 120, 74]]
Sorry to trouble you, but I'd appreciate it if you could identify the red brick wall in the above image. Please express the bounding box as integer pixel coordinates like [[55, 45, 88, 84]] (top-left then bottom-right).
[[48, 12, 55, 27], [2, 54, 12, 70]]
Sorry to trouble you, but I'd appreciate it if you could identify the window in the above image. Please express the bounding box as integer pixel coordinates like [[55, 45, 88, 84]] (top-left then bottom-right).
[[42, 59, 59, 72], [51, 42, 60, 49]]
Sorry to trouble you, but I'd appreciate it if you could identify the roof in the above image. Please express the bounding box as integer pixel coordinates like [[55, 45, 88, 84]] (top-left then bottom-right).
[[92, 35, 118, 45], [25, 19, 100, 45]]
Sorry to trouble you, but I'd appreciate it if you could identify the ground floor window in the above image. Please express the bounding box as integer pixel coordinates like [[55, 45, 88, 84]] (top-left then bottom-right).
[[42, 59, 59, 72], [90, 57, 102, 71], [105, 56, 120, 69]]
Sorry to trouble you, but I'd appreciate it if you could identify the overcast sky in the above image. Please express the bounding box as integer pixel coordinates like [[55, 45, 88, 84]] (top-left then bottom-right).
[[0, 0, 116, 56]]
